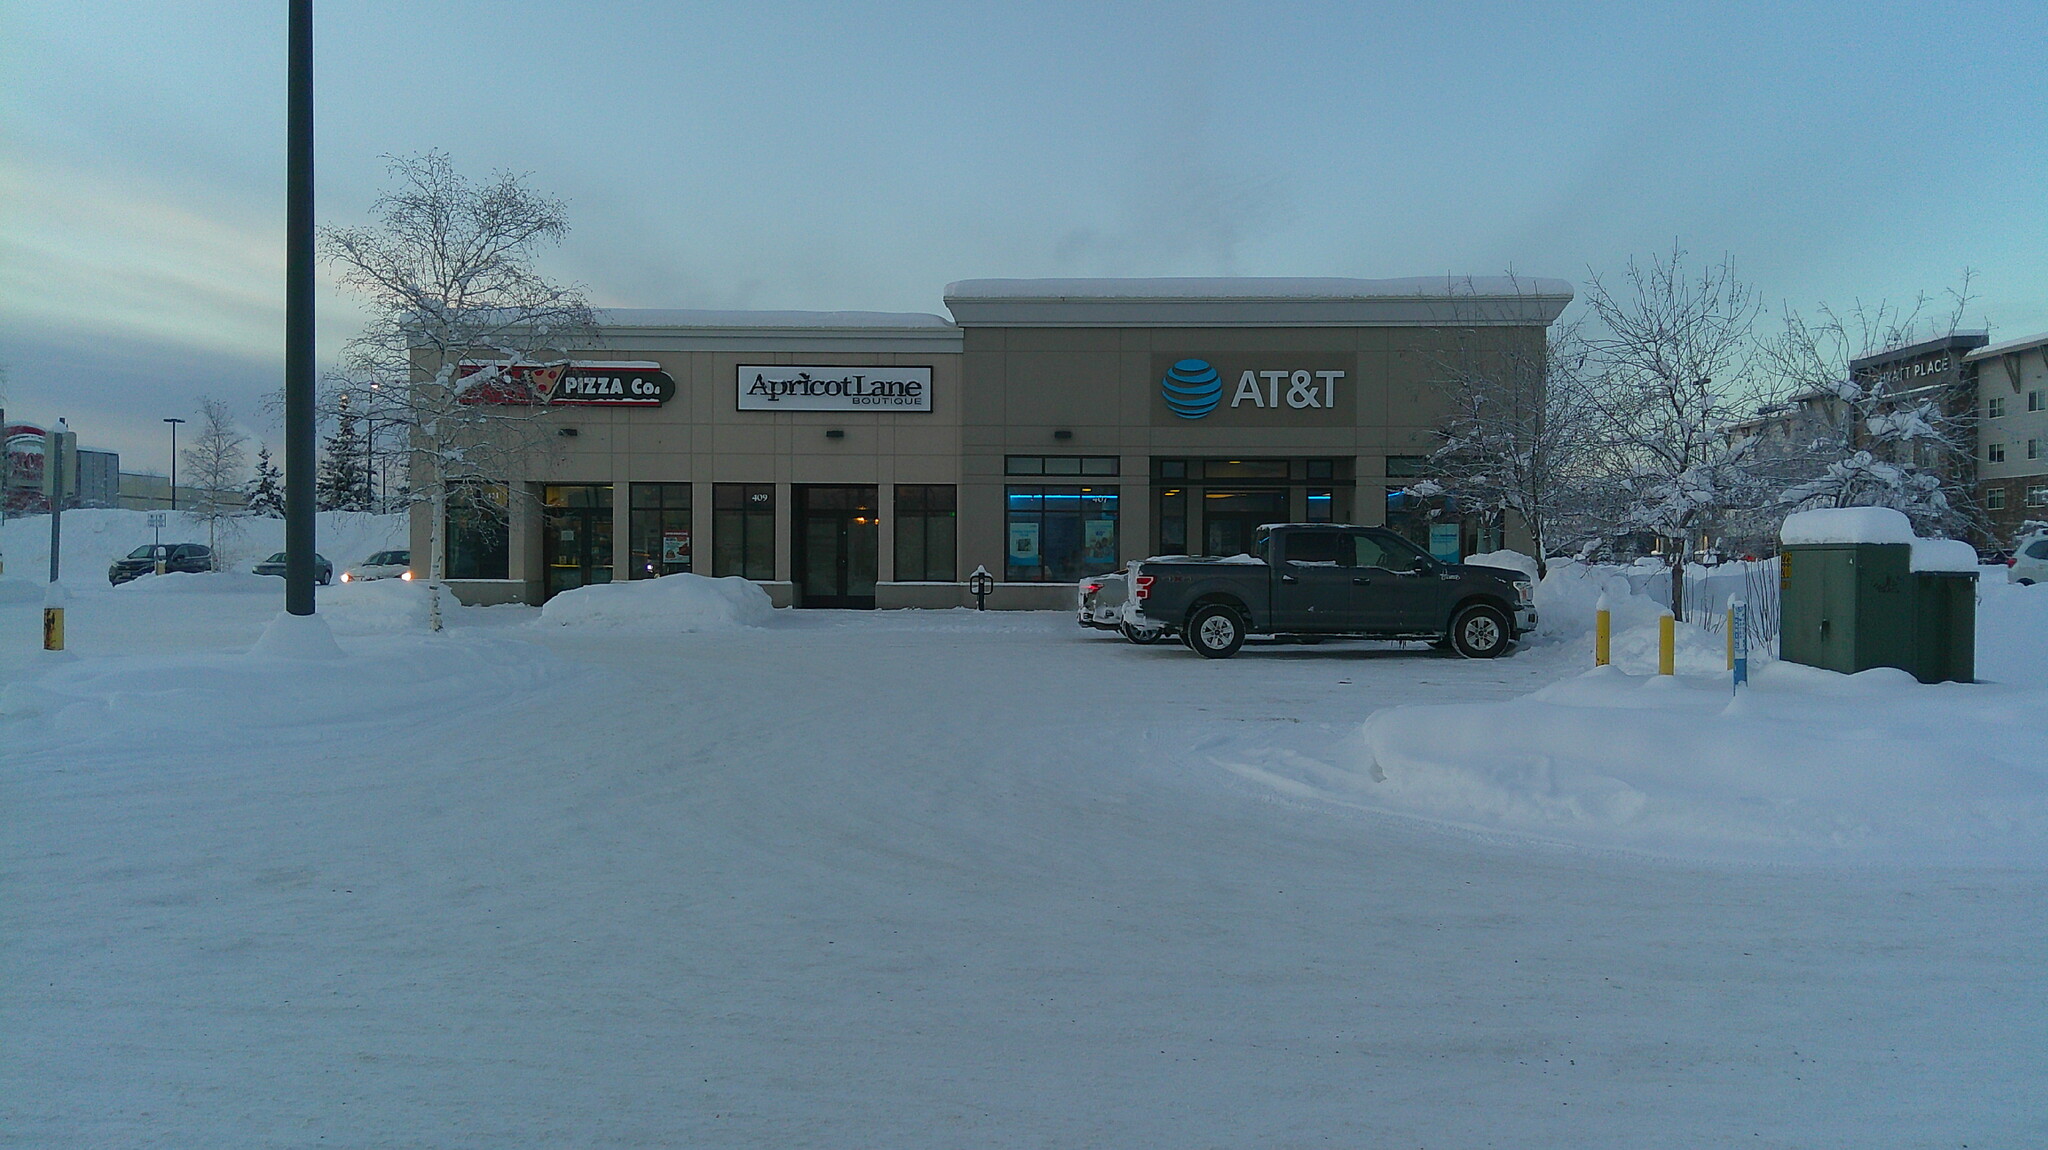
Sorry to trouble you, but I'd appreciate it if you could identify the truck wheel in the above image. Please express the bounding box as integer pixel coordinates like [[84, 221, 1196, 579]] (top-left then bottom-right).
[[1187, 604, 1246, 659], [1120, 621, 1169, 645], [1448, 603, 1511, 659]]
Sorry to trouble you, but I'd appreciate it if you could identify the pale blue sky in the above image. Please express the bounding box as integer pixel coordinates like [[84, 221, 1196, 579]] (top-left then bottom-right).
[[4, 0, 2044, 472]]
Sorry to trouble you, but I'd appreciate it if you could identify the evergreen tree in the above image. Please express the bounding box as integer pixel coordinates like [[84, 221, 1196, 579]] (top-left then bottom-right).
[[246, 445, 286, 517], [318, 415, 371, 511]]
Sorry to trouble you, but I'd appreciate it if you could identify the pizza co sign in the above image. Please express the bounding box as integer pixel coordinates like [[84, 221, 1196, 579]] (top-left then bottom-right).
[[458, 360, 676, 406]]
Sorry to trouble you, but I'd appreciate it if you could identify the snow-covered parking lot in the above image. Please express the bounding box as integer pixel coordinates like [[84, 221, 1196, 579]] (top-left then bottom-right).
[[3, 542, 2045, 1146]]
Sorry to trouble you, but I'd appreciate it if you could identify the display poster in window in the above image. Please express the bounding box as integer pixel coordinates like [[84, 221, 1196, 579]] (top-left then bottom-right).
[[661, 530, 691, 563], [1083, 519, 1116, 564], [1428, 523, 1461, 563], [1008, 522, 1041, 566]]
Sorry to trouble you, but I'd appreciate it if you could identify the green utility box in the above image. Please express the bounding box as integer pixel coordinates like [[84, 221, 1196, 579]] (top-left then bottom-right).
[[1779, 543, 1976, 683]]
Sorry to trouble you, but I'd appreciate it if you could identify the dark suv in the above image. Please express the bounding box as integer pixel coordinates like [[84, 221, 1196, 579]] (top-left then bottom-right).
[[108, 543, 215, 585]]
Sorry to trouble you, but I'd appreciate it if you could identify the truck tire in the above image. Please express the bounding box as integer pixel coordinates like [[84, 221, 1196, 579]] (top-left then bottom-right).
[[1447, 603, 1511, 659], [1187, 604, 1246, 659], [1120, 620, 1169, 645]]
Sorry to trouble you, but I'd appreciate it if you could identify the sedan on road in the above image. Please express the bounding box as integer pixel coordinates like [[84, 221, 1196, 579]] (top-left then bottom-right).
[[253, 551, 333, 585], [339, 549, 412, 584]]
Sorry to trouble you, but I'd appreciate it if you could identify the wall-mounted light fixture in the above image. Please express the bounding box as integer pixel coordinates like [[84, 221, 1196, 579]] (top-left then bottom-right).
[[1053, 429, 1073, 440], [826, 428, 846, 439], [557, 427, 579, 437]]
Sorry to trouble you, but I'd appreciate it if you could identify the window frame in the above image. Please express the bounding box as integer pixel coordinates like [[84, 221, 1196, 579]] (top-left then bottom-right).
[[712, 483, 776, 580], [893, 484, 957, 582]]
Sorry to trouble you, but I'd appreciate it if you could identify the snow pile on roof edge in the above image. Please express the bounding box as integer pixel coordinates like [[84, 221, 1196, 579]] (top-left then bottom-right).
[[1781, 507, 1916, 545]]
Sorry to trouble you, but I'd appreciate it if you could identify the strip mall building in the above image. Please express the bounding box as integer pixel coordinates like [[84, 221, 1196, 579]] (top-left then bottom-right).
[[416, 277, 1573, 608]]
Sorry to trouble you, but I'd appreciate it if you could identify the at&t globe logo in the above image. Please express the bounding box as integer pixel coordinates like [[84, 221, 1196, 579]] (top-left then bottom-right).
[[1160, 358, 1222, 419]]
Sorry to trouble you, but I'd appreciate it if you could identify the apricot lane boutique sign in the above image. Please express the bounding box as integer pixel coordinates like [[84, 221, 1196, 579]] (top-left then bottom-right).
[[736, 365, 933, 412]]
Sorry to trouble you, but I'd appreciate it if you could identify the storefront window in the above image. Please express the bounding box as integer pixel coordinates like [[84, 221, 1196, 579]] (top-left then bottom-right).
[[1006, 455, 1119, 477], [444, 482, 509, 579], [1202, 459, 1289, 480], [713, 484, 776, 580], [1307, 488, 1334, 522], [1005, 485, 1118, 582], [629, 483, 692, 579], [893, 485, 956, 582], [1156, 487, 1187, 552]]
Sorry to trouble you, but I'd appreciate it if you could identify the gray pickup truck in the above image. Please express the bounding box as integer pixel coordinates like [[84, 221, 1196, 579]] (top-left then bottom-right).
[[1124, 523, 1536, 659]]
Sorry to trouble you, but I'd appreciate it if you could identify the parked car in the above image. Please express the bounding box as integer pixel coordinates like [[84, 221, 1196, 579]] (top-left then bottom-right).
[[339, 549, 412, 583], [108, 543, 214, 586], [1124, 523, 1536, 659], [1077, 570, 1172, 644], [252, 551, 333, 585], [2010, 531, 2048, 585]]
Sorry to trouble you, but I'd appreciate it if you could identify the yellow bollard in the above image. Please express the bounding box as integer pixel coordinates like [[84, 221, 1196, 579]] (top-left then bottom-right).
[[1658, 611, 1675, 676], [1726, 607, 1735, 671], [1594, 594, 1611, 667], [44, 606, 65, 651]]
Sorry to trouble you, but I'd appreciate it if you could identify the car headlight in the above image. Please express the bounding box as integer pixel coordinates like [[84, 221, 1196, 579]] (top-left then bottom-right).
[[401, 571, 413, 581], [339, 571, 351, 582]]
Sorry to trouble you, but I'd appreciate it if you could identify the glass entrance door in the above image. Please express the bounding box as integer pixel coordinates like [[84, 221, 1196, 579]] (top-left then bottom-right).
[[1202, 489, 1289, 557], [794, 485, 878, 608], [543, 484, 614, 601]]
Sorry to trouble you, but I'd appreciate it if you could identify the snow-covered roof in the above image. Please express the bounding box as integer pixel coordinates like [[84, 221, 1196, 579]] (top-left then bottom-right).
[[945, 276, 1573, 300], [1778, 507, 1979, 573], [581, 308, 961, 354], [1963, 330, 2048, 362], [943, 276, 1574, 328], [594, 308, 954, 330], [1782, 507, 1919, 545], [1847, 331, 1989, 371]]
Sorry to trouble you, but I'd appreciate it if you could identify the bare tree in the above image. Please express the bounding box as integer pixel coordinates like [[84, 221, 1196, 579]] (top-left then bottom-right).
[[182, 397, 248, 557], [1423, 282, 1602, 579], [1583, 248, 1769, 611], [1756, 272, 1984, 538], [321, 152, 594, 623]]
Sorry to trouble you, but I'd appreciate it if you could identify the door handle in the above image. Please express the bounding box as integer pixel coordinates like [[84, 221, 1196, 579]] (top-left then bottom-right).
[[1353, 577, 1372, 586], [1280, 573, 1298, 584]]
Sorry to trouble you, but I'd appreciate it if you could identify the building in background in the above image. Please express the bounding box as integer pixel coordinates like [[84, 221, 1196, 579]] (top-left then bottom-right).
[[1, 421, 121, 513], [1965, 331, 2048, 542], [412, 277, 1574, 608]]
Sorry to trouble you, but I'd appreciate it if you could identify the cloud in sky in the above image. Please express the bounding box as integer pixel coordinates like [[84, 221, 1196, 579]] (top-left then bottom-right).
[[3, 0, 2046, 475]]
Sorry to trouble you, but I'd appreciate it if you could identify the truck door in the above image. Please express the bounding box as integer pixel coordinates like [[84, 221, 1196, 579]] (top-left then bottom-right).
[[1272, 528, 1364, 631], [1349, 530, 1454, 633]]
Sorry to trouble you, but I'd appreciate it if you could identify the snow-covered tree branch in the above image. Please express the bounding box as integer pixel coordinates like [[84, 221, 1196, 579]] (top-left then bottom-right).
[[320, 151, 595, 601], [1421, 277, 1603, 579], [1582, 248, 1770, 608], [1754, 272, 1984, 538]]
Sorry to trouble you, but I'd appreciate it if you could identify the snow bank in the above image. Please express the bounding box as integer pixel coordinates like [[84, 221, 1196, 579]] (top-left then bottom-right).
[[1977, 580, 2048, 684], [114, 571, 279, 595], [248, 611, 345, 659], [1339, 664, 2048, 866], [0, 508, 406, 592], [537, 572, 773, 631], [1525, 560, 1733, 673]]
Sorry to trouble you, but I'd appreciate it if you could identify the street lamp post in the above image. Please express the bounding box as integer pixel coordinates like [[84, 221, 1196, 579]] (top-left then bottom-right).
[[163, 417, 186, 510]]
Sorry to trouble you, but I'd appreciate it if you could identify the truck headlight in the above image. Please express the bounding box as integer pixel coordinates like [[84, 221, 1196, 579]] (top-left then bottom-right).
[[1513, 580, 1534, 605]]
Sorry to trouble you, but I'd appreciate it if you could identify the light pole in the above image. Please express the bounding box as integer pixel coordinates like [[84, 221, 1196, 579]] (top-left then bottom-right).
[[163, 417, 186, 510]]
